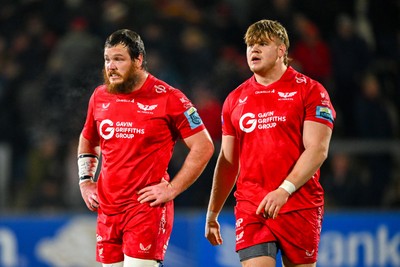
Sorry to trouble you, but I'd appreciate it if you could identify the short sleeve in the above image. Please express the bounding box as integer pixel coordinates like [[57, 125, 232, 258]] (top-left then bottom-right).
[[166, 89, 206, 139], [221, 96, 236, 136], [304, 82, 336, 129], [81, 92, 100, 143]]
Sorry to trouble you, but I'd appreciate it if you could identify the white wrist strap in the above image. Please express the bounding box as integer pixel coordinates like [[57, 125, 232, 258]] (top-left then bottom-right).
[[78, 154, 98, 184], [279, 180, 296, 195], [206, 211, 219, 222]]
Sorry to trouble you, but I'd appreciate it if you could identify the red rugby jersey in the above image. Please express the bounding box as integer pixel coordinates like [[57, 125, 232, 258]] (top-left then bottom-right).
[[82, 74, 205, 214], [222, 66, 335, 213]]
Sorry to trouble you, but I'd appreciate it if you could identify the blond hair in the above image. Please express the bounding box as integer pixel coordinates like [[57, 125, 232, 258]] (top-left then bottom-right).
[[244, 19, 290, 65]]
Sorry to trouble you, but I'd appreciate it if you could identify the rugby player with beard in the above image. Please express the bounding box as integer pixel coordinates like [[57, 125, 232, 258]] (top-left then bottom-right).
[[77, 29, 214, 267]]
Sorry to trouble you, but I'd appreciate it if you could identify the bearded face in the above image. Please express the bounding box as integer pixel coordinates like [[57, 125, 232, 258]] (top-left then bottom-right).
[[103, 63, 142, 94]]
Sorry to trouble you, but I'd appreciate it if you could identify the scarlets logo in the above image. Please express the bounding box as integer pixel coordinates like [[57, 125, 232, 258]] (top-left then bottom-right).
[[137, 102, 158, 113]]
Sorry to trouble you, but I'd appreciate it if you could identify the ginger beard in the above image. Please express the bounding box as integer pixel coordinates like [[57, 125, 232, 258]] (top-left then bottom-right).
[[103, 63, 142, 94]]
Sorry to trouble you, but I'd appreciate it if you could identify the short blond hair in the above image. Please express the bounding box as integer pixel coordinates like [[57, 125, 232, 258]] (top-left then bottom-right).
[[244, 19, 290, 65]]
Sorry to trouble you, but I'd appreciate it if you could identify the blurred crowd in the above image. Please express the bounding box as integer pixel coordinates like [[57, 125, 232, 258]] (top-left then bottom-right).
[[0, 0, 399, 213]]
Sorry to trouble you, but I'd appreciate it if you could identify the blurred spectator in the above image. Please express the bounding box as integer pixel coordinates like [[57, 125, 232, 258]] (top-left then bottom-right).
[[354, 72, 397, 206], [177, 25, 214, 88], [382, 172, 400, 208], [15, 134, 65, 211], [98, 0, 131, 38], [330, 14, 372, 137], [250, 0, 297, 42], [45, 16, 103, 141], [191, 81, 222, 143], [211, 45, 250, 100], [207, 2, 244, 49], [354, 72, 396, 139], [290, 15, 332, 86], [29, 180, 68, 212], [322, 153, 370, 208]]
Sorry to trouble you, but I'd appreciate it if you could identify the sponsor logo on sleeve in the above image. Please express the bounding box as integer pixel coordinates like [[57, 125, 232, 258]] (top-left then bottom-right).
[[316, 106, 334, 123], [184, 107, 202, 129]]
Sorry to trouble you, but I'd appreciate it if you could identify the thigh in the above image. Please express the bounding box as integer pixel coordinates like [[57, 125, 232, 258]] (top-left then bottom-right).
[[282, 255, 316, 267], [235, 206, 277, 252], [123, 201, 174, 261], [269, 206, 323, 265], [241, 256, 276, 267], [96, 209, 124, 263]]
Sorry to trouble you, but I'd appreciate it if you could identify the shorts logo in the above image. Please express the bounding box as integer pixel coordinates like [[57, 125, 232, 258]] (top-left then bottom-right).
[[96, 234, 103, 242], [305, 249, 315, 257], [184, 107, 202, 129], [236, 231, 244, 242], [239, 113, 257, 133], [140, 243, 152, 252], [236, 218, 244, 228]]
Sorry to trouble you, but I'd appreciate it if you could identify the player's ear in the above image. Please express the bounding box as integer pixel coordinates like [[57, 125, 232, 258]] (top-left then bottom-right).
[[134, 54, 144, 69], [278, 43, 286, 57]]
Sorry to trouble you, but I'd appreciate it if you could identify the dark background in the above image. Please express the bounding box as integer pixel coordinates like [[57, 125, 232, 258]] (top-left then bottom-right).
[[0, 0, 399, 213]]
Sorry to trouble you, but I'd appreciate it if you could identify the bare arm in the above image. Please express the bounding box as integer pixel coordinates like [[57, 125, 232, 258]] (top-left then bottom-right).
[[256, 121, 333, 218], [205, 135, 240, 245], [207, 135, 240, 214], [137, 129, 214, 206], [77, 134, 100, 156], [77, 134, 100, 211]]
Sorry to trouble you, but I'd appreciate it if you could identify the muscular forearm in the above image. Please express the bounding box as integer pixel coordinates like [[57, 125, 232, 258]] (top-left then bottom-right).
[[285, 144, 328, 190], [169, 140, 214, 197], [207, 155, 238, 214], [77, 134, 100, 156]]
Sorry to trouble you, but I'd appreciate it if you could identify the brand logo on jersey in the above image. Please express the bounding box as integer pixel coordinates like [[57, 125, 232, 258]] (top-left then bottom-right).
[[137, 102, 158, 114], [99, 119, 144, 139], [184, 107, 203, 129], [239, 113, 257, 133], [239, 96, 248, 105], [116, 98, 134, 103], [102, 103, 110, 109], [295, 75, 307, 84], [278, 91, 297, 100], [99, 119, 114, 140], [139, 243, 152, 252], [180, 97, 193, 109], [239, 112, 286, 133], [155, 84, 167, 93], [320, 92, 331, 106], [255, 89, 275, 94]]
